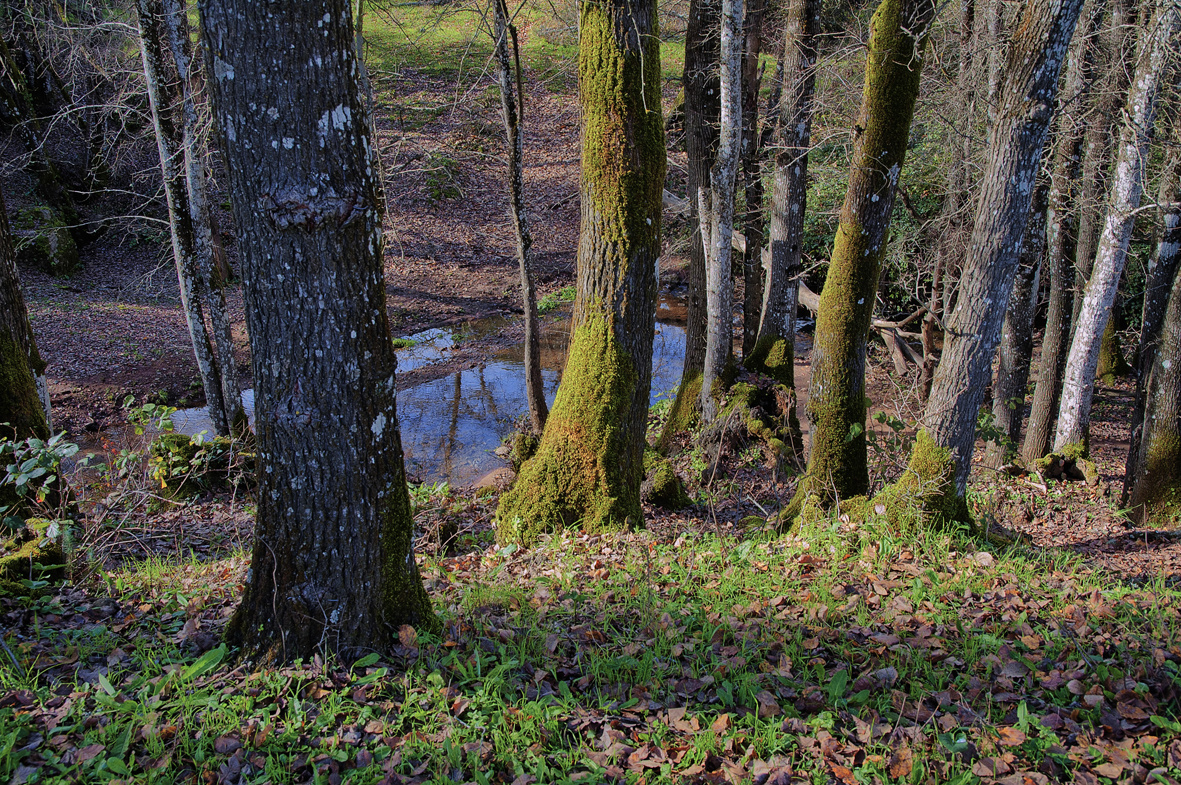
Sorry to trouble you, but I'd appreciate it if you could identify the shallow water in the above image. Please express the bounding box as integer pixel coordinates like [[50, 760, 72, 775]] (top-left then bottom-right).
[[163, 302, 688, 487]]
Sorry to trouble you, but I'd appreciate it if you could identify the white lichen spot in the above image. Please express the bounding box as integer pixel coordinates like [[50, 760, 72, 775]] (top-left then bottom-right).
[[283, 137, 295, 149], [331, 104, 351, 130], [213, 56, 234, 81], [267, 106, 279, 120], [372, 413, 387, 437]]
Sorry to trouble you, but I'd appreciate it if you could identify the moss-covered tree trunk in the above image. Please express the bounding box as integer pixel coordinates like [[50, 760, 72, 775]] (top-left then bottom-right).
[[200, 0, 435, 661], [0, 183, 49, 442], [780, 0, 936, 519], [917, 0, 1085, 501], [748, 0, 818, 393], [986, 181, 1047, 468], [136, 0, 233, 437], [1127, 239, 1181, 526], [0, 34, 83, 243], [495, 0, 664, 546], [660, 0, 718, 444], [492, 0, 547, 435], [1022, 0, 1102, 462], [1055, 0, 1179, 453]]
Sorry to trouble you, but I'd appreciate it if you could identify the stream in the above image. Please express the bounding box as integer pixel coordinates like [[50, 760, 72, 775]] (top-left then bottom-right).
[[162, 297, 690, 487]]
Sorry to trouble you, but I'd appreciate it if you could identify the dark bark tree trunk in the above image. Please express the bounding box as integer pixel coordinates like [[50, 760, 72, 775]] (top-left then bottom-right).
[[700, 0, 743, 420], [1022, 0, 1102, 462], [200, 0, 435, 661], [496, 0, 664, 545], [661, 0, 719, 442], [0, 183, 49, 442], [739, 0, 765, 360], [136, 0, 232, 437], [781, 0, 937, 519], [917, 0, 1085, 501], [1055, 0, 1179, 453], [748, 0, 818, 397], [162, 0, 245, 432], [492, 0, 547, 435], [0, 35, 84, 241], [921, 0, 976, 400], [986, 180, 1048, 467], [1127, 236, 1181, 525], [1124, 107, 1179, 503]]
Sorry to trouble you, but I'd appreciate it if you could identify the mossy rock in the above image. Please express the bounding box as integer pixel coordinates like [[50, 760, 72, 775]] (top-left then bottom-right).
[[698, 380, 802, 467], [12, 206, 81, 276], [641, 456, 690, 509], [0, 518, 66, 595], [1031, 446, 1092, 483]]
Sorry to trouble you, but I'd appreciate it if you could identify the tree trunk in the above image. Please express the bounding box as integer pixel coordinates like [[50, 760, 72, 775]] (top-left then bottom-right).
[[495, 0, 664, 545], [492, 0, 547, 435], [1123, 112, 1179, 503], [782, 0, 937, 518], [163, 0, 245, 432], [661, 0, 719, 442], [748, 0, 818, 395], [1054, 0, 1179, 453], [739, 0, 765, 359], [1126, 237, 1181, 525], [921, 0, 975, 400], [918, 0, 1085, 501], [699, 0, 743, 420], [200, 0, 435, 661], [1070, 0, 1135, 330], [0, 183, 49, 442], [986, 180, 1047, 467], [0, 35, 84, 241], [1021, 0, 1102, 462]]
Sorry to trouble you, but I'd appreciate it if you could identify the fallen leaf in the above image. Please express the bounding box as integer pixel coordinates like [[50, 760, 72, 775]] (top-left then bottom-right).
[[997, 727, 1027, 747]]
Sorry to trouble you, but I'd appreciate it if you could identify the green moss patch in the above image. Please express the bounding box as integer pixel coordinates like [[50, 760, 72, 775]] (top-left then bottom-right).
[[13, 206, 80, 276], [0, 518, 65, 595]]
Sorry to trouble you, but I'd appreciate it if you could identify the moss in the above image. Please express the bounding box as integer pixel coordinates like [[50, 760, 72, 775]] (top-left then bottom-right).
[[0, 518, 65, 595], [378, 458, 440, 635], [12, 206, 80, 276], [744, 334, 794, 388], [148, 433, 236, 496], [496, 314, 641, 546], [659, 371, 702, 451], [0, 329, 49, 441], [641, 456, 690, 509], [508, 429, 540, 472], [1096, 319, 1131, 384], [1058, 440, 1088, 462], [878, 430, 970, 529]]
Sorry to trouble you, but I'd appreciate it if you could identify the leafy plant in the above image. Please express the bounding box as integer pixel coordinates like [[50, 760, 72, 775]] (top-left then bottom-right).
[[537, 285, 576, 314], [0, 430, 79, 523]]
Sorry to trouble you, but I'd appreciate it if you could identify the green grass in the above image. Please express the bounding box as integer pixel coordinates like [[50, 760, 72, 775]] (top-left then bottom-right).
[[537, 285, 576, 315], [4, 506, 1179, 784]]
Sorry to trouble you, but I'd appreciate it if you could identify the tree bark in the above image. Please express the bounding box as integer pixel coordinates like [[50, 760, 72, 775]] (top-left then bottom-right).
[[496, 0, 664, 545], [1021, 0, 1103, 462], [163, 0, 245, 432], [662, 0, 719, 441], [739, 0, 765, 359], [986, 180, 1047, 467], [492, 0, 548, 435], [919, 0, 1085, 499], [921, 0, 977, 400], [1126, 234, 1181, 525], [200, 0, 435, 661], [748, 0, 818, 395], [0, 35, 84, 241], [1070, 0, 1135, 329], [1054, 0, 1179, 453], [782, 0, 937, 518], [136, 0, 233, 437], [0, 183, 49, 442], [700, 0, 743, 420], [1124, 108, 1179, 503]]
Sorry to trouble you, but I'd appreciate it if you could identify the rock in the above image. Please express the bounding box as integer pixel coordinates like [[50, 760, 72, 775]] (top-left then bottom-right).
[[0, 518, 66, 595], [472, 467, 515, 498], [12, 206, 81, 276], [641, 456, 690, 509]]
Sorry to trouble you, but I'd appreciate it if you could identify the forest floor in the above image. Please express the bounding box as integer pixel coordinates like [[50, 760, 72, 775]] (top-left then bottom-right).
[[5, 5, 1181, 784]]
